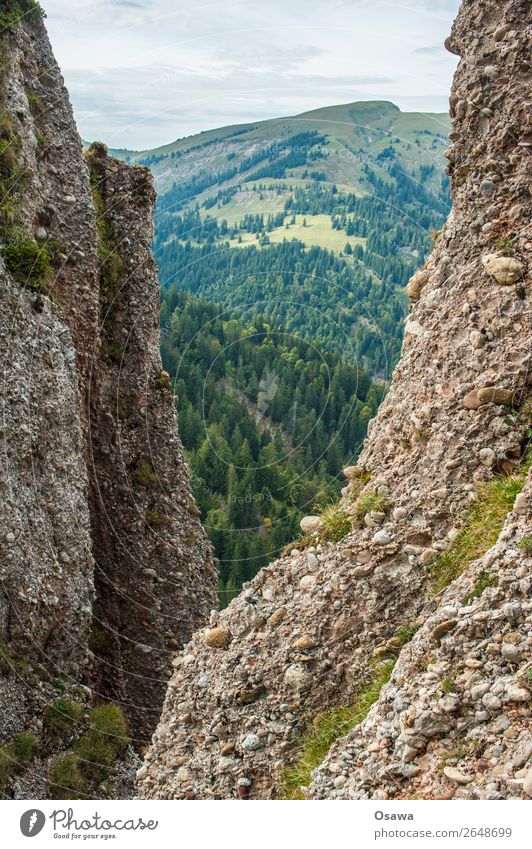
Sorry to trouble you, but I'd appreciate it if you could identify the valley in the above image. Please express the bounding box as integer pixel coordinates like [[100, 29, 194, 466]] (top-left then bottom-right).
[[113, 100, 452, 600]]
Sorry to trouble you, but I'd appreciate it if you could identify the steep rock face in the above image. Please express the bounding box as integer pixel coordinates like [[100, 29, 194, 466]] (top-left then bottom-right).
[[85, 146, 216, 739], [310, 473, 531, 800], [138, 0, 530, 799], [0, 10, 216, 745], [0, 8, 100, 677]]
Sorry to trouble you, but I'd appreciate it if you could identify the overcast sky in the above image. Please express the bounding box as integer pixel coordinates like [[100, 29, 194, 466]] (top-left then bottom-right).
[[44, 0, 460, 151]]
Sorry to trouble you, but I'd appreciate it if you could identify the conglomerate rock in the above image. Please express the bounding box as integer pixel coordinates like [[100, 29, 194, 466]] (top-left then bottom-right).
[[309, 473, 531, 800], [138, 0, 531, 799], [0, 11, 216, 751]]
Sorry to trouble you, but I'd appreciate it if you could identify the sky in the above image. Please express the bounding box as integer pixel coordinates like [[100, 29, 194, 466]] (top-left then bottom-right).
[[44, 0, 461, 151]]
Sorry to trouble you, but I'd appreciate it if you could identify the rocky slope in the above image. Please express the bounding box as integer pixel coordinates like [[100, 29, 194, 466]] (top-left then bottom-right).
[[310, 471, 531, 800], [138, 0, 531, 800], [0, 0, 216, 767]]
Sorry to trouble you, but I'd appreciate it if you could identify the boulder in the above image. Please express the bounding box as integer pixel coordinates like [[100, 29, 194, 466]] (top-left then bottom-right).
[[463, 389, 482, 409], [477, 386, 515, 406], [284, 663, 312, 693], [204, 627, 231, 648], [406, 267, 430, 301], [443, 766, 473, 784], [481, 253, 523, 284], [300, 515, 323, 533]]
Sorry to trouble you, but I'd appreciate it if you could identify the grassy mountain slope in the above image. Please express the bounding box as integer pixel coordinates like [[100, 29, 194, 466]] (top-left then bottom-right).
[[105, 101, 451, 378], [115, 100, 449, 198]]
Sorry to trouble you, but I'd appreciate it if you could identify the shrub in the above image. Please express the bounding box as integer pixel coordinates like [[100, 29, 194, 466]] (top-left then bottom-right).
[[1, 232, 50, 288], [429, 456, 531, 592], [280, 659, 395, 799], [0, 1, 45, 30], [45, 698, 84, 736]]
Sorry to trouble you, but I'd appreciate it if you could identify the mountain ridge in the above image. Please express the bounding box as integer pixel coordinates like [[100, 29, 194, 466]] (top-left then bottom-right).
[[105, 99, 449, 160]]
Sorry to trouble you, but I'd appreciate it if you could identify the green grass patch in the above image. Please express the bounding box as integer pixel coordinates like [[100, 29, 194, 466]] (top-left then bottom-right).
[[353, 490, 390, 525], [73, 703, 130, 782], [394, 623, 419, 646], [48, 703, 130, 798], [26, 91, 43, 114], [280, 659, 395, 799], [429, 457, 531, 593], [1, 232, 50, 289], [518, 536, 532, 553], [442, 675, 456, 694], [462, 571, 498, 605], [0, 642, 31, 676], [494, 235, 516, 256], [45, 698, 84, 737], [0, 732, 38, 792], [50, 755, 87, 800], [319, 504, 352, 543]]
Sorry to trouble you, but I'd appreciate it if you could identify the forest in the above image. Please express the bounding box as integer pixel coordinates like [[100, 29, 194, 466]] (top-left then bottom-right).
[[160, 291, 383, 601]]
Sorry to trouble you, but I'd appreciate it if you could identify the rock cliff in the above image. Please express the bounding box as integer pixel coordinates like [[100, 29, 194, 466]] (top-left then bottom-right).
[[0, 1, 216, 759], [138, 0, 531, 800]]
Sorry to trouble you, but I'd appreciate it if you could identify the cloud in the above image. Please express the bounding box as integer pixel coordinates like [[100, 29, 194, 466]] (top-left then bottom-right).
[[413, 44, 446, 55], [44, 0, 460, 149]]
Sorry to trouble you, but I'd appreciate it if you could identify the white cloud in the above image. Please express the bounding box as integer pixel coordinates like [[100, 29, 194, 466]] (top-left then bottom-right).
[[44, 0, 460, 149]]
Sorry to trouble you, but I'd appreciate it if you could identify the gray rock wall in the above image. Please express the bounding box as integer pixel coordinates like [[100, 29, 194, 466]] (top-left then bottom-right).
[[0, 12, 217, 745]]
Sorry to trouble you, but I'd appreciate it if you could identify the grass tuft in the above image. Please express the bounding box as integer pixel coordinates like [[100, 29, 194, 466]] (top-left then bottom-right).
[[73, 703, 130, 782], [50, 755, 87, 800], [318, 504, 352, 543], [429, 456, 530, 593], [45, 698, 84, 737], [0, 732, 38, 792], [518, 536, 532, 553], [353, 490, 390, 525], [462, 571, 498, 605], [280, 659, 395, 799]]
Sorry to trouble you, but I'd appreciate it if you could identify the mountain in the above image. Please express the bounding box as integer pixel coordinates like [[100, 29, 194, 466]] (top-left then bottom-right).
[[114, 100, 450, 198], [139, 0, 532, 802], [122, 102, 451, 601], [112, 101, 451, 375]]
